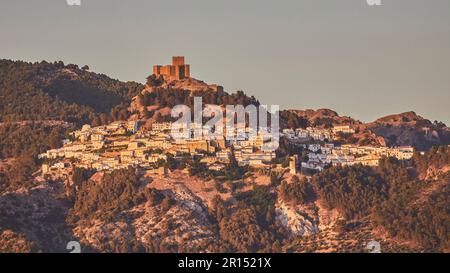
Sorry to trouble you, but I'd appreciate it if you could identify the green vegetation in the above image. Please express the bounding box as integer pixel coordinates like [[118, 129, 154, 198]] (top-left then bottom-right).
[[234, 185, 276, 219], [188, 158, 212, 179], [0, 156, 38, 192], [213, 187, 285, 253], [0, 123, 70, 159], [280, 110, 309, 129], [136, 88, 259, 122], [68, 168, 149, 224], [374, 182, 449, 251], [0, 59, 142, 125], [312, 147, 450, 251], [413, 145, 450, 176], [313, 165, 388, 219], [0, 122, 73, 192], [280, 176, 315, 205]]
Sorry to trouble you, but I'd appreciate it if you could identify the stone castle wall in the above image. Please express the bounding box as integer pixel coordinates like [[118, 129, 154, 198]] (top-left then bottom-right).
[[153, 56, 190, 81]]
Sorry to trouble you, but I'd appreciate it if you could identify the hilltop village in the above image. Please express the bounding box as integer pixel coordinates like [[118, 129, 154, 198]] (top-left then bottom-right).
[[38, 57, 415, 179], [39, 118, 414, 178]]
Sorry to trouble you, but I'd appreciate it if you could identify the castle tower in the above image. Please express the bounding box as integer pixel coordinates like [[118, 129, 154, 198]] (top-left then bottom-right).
[[289, 156, 297, 175], [172, 56, 185, 66], [153, 56, 191, 81], [184, 64, 190, 78]]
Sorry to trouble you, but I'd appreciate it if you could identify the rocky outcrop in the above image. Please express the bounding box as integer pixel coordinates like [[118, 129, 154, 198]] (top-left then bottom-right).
[[285, 108, 360, 127], [366, 112, 450, 150], [144, 74, 223, 94], [275, 201, 319, 236]]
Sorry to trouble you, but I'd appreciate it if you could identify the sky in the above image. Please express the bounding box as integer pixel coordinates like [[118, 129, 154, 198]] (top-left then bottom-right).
[[0, 0, 449, 124]]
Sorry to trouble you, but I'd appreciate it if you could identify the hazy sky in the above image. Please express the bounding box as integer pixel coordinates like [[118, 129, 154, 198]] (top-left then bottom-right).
[[1, 0, 449, 124]]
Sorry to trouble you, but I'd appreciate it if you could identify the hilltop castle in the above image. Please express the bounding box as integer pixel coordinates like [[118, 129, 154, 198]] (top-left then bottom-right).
[[147, 56, 224, 94], [153, 56, 190, 81]]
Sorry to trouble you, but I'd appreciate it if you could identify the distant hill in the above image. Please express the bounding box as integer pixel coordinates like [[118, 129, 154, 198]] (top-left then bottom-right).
[[366, 112, 450, 151], [0, 59, 143, 125], [374, 111, 426, 124], [282, 109, 450, 150], [281, 108, 360, 129]]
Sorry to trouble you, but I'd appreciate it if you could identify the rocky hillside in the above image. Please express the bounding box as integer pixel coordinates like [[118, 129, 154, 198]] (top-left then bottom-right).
[[365, 112, 450, 151], [1, 146, 448, 253], [283, 108, 360, 128], [0, 182, 74, 252], [129, 73, 259, 129]]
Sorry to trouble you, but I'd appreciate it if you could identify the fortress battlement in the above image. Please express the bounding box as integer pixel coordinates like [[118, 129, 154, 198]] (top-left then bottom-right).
[[153, 56, 190, 81]]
